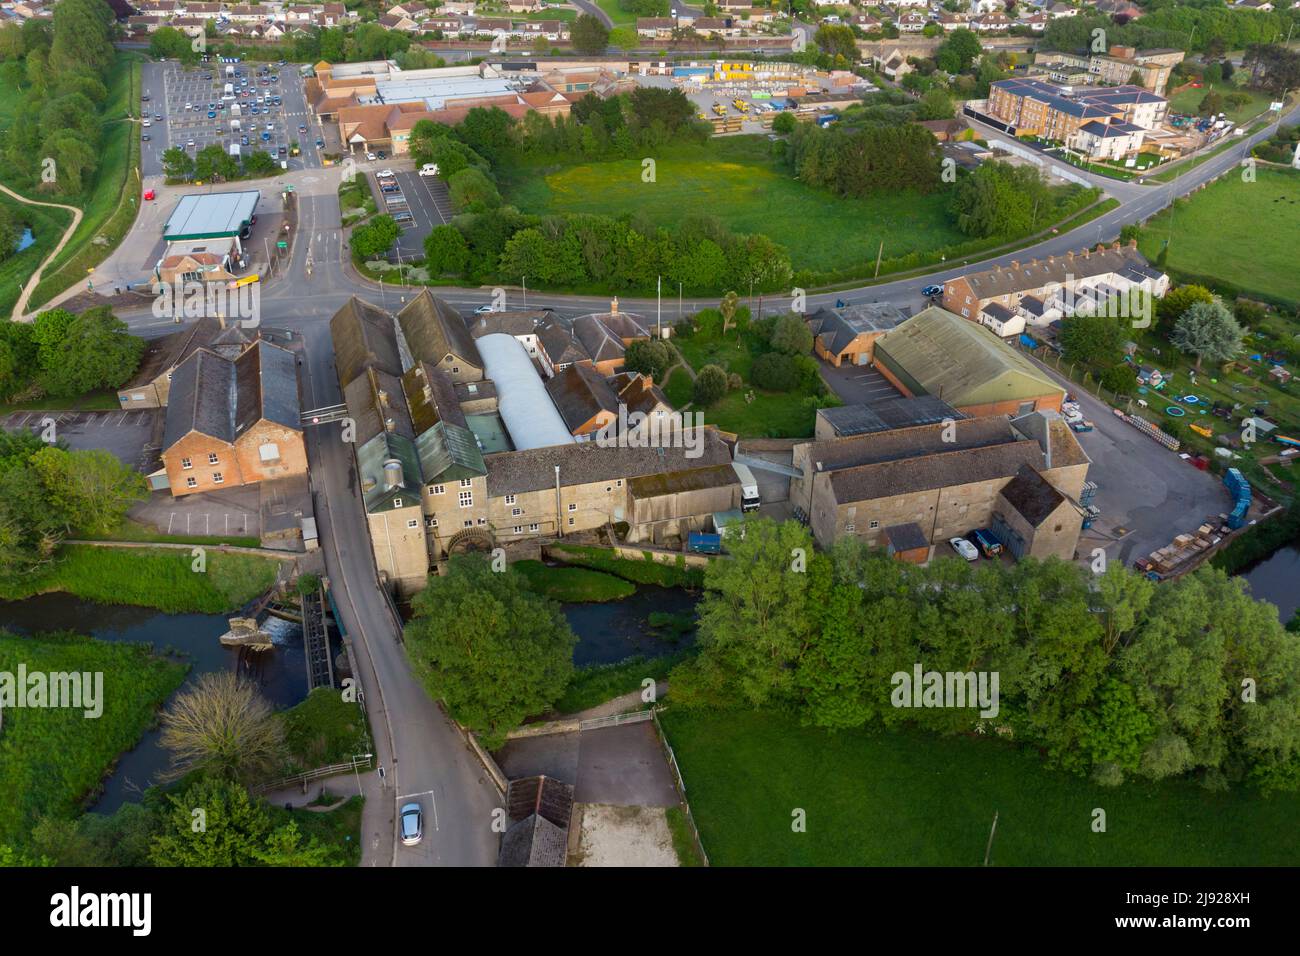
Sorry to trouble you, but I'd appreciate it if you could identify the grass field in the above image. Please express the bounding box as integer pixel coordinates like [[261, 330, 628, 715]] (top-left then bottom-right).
[[0, 631, 188, 845], [0, 545, 281, 613], [87, 518, 260, 549], [1167, 83, 1276, 125], [550, 544, 704, 589], [660, 708, 1300, 866], [514, 559, 637, 603], [501, 138, 966, 273], [590, 0, 637, 26], [1138, 168, 1300, 305], [0, 192, 72, 320]]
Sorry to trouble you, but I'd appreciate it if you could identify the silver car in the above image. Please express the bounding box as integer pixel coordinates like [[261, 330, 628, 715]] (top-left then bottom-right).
[[399, 802, 423, 846]]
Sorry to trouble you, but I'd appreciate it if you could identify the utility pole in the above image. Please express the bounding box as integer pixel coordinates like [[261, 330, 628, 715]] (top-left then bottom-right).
[[264, 237, 271, 277], [656, 275, 662, 339]]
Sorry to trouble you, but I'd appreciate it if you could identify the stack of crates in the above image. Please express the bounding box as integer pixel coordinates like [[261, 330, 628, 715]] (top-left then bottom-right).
[[1224, 468, 1252, 530], [1080, 481, 1098, 507]]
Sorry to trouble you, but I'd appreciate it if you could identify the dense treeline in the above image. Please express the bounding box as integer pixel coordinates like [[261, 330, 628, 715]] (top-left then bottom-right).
[[0, 0, 117, 196], [672, 519, 1300, 792], [1044, 8, 1300, 60], [785, 121, 943, 199], [0, 306, 144, 403], [401, 91, 795, 293]]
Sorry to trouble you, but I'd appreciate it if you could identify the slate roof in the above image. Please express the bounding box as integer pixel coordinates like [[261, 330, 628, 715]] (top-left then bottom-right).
[[484, 427, 731, 496], [497, 815, 568, 867], [463, 309, 550, 339], [572, 314, 625, 365], [122, 316, 222, 390], [816, 396, 964, 437], [398, 290, 482, 370], [1079, 119, 1143, 138], [163, 341, 300, 452], [330, 296, 403, 387], [885, 522, 929, 552], [403, 362, 486, 482], [1019, 295, 1048, 317], [982, 302, 1018, 323], [536, 317, 590, 367], [998, 464, 1067, 527], [873, 307, 1063, 408], [343, 365, 414, 446], [828, 436, 1046, 504], [546, 363, 620, 432]]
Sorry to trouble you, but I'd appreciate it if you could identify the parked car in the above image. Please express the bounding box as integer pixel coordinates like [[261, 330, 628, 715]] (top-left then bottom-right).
[[949, 537, 979, 561], [207, 110, 216, 118], [922, 284, 943, 297], [185, 102, 193, 111], [142, 118, 151, 127], [141, 133, 151, 141], [419, 163, 439, 177], [365, 151, 377, 161], [141, 93, 150, 101], [967, 529, 1003, 558], [1069, 420, 1094, 433], [298, 124, 308, 134], [186, 139, 195, 149], [400, 803, 423, 846], [473, 304, 496, 315], [376, 150, 387, 159], [378, 169, 394, 178], [315, 138, 324, 148]]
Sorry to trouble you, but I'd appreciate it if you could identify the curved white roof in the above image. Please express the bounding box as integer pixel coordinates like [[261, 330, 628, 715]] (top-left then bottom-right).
[[477, 333, 574, 451]]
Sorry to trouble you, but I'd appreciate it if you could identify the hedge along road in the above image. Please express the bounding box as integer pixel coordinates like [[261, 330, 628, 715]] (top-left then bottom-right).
[[1, 182, 84, 324]]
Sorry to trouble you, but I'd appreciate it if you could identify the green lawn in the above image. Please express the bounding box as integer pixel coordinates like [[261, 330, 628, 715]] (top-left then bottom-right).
[[590, 0, 637, 26], [1168, 83, 1276, 125], [698, 387, 820, 438], [1137, 168, 1300, 305], [0, 631, 188, 845], [549, 544, 704, 588], [514, 559, 636, 602], [86, 518, 260, 549], [269, 795, 365, 866], [0, 545, 282, 613], [0, 192, 72, 320], [660, 708, 1300, 866], [500, 138, 966, 273], [0, 388, 121, 413]]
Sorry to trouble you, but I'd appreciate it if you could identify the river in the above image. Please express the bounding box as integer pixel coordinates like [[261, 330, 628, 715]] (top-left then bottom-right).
[[0, 593, 311, 813], [562, 585, 700, 667], [1239, 544, 1300, 627]]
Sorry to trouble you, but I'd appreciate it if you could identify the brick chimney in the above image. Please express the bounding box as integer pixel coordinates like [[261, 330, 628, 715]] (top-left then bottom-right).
[[1012, 260, 1021, 270], [610, 296, 619, 316], [378, 389, 389, 407]]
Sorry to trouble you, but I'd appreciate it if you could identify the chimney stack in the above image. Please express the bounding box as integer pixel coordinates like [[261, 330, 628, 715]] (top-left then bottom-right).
[[378, 389, 389, 407], [610, 296, 619, 316], [1012, 261, 1021, 270]]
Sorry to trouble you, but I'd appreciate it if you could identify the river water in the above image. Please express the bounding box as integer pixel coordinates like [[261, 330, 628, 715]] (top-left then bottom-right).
[[562, 585, 700, 667], [1239, 545, 1300, 628], [0, 593, 310, 813]]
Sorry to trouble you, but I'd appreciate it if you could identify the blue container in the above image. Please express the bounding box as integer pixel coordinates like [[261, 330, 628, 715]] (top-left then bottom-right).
[[688, 532, 722, 555]]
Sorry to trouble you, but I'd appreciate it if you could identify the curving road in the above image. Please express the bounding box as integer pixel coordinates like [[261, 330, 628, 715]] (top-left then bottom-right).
[[105, 96, 1298, 866]]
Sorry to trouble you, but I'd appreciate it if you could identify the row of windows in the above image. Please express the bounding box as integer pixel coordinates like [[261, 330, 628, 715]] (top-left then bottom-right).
[[180, 453, 221, 469], [185, 473, 223, 488]]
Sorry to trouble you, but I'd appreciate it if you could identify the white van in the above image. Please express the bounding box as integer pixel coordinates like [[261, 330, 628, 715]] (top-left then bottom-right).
[[419, 163, 439, 177]]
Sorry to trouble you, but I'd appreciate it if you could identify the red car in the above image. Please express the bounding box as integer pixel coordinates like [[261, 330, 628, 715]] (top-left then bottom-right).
[[143, 189, 156, 201]]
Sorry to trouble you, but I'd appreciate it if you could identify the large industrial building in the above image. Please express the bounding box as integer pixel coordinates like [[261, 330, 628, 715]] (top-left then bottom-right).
[[871, 307, 1066, 418], [329, 291, 739, 594], [791, 411, 1090, 561]]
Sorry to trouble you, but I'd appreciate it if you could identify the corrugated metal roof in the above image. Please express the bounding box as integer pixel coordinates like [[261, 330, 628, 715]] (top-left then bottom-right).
[[477, 333, 574, 451], [874, 307, 1062, 408]]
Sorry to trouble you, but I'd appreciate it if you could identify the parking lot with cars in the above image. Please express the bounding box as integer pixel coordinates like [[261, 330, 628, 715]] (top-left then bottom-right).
[[141, 58, 326, 178], [372, 166, 453, 260]]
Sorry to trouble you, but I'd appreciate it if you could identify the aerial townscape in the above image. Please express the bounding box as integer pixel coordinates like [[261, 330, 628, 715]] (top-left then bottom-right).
[[1, 0, 1299, 908]]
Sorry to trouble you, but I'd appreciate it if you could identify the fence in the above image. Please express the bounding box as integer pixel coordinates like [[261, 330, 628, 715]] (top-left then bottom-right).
[[650, 708, 710, 867], [579, 710, 653, 732], [253, 754, 373, 796]]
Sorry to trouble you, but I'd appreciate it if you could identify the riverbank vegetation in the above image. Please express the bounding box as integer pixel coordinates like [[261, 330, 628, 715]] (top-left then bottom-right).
[[0, 630, 188, 846], [514, 559, 636, 603], [3, 545, 281, 613], [278, 687, 372, 775], [671, 518, 1300, 794], [404, 555, 576, 747], [555, 650, 693, 716], [548, 544, 704, 589]]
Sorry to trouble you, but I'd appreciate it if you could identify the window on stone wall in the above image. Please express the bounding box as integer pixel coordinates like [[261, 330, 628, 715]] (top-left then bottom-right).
[[212, 472, 224, 484]]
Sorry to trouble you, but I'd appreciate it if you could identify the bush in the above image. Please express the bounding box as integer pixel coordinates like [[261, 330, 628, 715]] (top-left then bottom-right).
[[1100, 365, 1135, 395], [693, 364, 728, 406], [624, 339, 674, 380], [751, 352, 800, 391]]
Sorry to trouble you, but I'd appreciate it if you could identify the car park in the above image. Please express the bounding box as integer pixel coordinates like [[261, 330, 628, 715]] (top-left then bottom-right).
[[400, 803, 423, 846], [949, 537, 979, 561]]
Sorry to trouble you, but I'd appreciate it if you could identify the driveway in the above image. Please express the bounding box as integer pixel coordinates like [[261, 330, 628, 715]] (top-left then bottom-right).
[[2, 409, 157, 470], [819, 360, 905, 406], [129, 486, 263, 540], [495, 722, 679, 808]]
